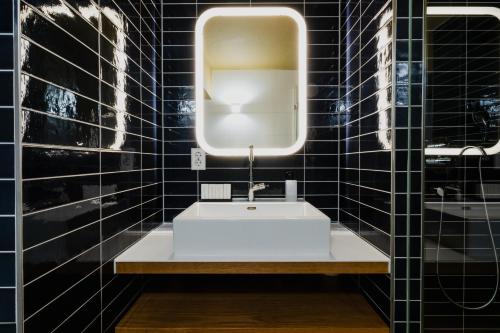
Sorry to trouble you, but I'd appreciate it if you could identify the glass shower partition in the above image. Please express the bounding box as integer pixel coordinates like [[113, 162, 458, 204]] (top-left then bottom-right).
[[424, 4, 500, 332]]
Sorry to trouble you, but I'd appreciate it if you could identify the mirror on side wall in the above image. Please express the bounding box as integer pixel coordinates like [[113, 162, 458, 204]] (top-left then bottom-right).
[[425, 6, 500, 157], [195, 7, 307, 156]]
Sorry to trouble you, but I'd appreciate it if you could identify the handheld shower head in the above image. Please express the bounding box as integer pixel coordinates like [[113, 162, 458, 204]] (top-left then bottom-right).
[[436, 146, 498, 310]]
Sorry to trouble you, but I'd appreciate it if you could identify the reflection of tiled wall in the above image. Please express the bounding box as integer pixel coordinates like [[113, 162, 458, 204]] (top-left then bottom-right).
[[0, 1, 17, 331], [339, 0, 394, 322], [163, 0, 339, 222], [19, 0, 162, 331], [424, 1, 500, 332]]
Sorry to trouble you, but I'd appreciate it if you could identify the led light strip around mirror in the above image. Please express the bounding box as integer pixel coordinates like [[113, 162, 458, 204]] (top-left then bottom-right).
[[425, 6, 500, 156], [195, 7, 307, 157]]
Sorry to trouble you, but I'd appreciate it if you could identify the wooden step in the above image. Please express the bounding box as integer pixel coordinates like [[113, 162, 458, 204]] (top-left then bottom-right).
[[116, 289, 389, 333]]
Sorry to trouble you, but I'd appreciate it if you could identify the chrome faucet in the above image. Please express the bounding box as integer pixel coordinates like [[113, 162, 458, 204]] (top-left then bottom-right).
[[248, 145, 268, 201]]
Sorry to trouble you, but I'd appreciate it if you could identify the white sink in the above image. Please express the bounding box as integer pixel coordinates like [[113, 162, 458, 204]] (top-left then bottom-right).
[[173, 201, 331, 259]]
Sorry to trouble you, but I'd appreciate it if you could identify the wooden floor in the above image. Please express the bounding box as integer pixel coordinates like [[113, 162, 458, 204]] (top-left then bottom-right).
[[116, 287, 389, 333]]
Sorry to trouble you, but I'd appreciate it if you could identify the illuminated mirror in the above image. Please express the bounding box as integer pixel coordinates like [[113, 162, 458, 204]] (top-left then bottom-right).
[[195, 7, 307, 156]]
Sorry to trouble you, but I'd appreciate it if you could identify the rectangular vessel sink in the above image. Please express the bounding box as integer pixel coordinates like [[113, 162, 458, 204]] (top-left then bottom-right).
[[173, 201, 331, 259]]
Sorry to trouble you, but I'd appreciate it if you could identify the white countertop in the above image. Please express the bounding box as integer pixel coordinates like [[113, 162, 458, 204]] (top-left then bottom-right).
[[114, 223, 390, 274]]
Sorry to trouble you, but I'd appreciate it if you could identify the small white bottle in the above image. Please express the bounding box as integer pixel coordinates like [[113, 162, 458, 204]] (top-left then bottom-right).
[[285, 171, 297, 202]]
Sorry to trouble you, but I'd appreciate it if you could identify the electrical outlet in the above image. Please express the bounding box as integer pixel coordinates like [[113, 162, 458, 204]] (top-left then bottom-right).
[[191, 148, 206, 170]]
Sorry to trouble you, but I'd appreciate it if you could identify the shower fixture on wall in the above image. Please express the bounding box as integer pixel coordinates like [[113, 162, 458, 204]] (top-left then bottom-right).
[[435, 146, 499, 310]]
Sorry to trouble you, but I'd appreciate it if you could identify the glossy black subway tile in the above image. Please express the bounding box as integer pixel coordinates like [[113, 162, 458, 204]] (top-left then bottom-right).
[[21, 4, 99, 75], [101, 222, 141, 264], [101, 188, 142, 219], [23, 198, 100, 249], [21, 39, 99, 100], [100, 128, 141, 152], [0, 289, 15, 322], [101, 151, 141, 173], [0, 0, 13, 33], [0, 72, 13, 106], [0, 36, 13, 69], [0, 253, 15, 287], [23, 271, 101, 333], [21, 110, 100, 148], [23, 175, 101, 214], [22, 0, 99, 49], [0, 217, 15, 252], [52, 294, 101, 333], [23, 221, 100, 285], [0, 181, 15, 215], [100, 61, 142, 100], [21, 74, 100, 124], [101, 170, 142, 195], [22, 147, 99, 179], [0, 144, 14, 178], [102, 205, 142, 241], [23, 245, 100, 318], [0, 108, 14, 142]]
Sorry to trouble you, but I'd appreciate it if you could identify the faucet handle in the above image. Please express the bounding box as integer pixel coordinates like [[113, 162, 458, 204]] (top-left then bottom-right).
[[252, 183, 266, 190]]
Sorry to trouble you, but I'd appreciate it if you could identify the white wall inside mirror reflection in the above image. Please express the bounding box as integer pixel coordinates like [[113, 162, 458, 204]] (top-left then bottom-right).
[[204, 69, 297, 148]]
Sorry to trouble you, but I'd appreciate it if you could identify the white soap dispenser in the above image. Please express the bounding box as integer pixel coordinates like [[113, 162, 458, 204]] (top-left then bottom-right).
[[285, 171, 297, 202]]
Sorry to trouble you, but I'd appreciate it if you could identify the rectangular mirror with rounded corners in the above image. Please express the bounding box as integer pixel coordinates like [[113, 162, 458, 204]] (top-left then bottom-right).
[[425, 6, 500, 156], [195, 7, 307, 156]]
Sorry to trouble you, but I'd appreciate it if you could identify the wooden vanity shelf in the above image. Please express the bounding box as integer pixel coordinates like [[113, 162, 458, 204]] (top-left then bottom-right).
[[114, 224, 390, 275], [116, 276, 389, 333]]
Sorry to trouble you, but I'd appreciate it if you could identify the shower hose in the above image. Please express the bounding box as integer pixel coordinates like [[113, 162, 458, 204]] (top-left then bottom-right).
[[436, 146, 499, 310]]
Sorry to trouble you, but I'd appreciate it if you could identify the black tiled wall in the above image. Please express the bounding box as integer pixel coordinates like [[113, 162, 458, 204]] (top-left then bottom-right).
[[162, 0, 340, 222], [424, 1, 500, 332], [339, 0, 394, 322], [339, 0, 393, 264], [19, 0, 162, 332], [0, 1, 18, 332], [392, 0, 423, 331]]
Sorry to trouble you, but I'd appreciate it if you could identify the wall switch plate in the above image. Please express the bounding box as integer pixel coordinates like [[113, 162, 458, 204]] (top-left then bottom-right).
[[200, 183, 231, 200], [191, 148, 206, 170]]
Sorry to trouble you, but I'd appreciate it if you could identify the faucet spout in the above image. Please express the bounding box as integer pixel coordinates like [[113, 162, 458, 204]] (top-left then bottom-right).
[[248, 145, 254, 189], [247, 145, 268, 201]]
